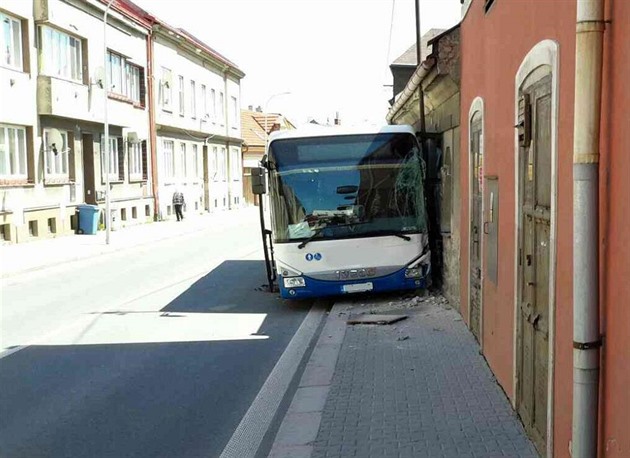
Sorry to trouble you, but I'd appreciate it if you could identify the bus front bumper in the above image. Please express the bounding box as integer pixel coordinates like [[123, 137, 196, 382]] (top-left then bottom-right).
[[278, 265, 430, 300]]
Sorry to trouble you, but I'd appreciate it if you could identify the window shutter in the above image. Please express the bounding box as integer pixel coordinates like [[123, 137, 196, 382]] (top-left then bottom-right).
[[118, 138, 125, 181], [141, 140, 148, 180], [139, 68, 146, 108]]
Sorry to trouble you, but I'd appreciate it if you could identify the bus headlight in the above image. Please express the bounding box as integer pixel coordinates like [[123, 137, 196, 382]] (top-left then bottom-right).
[[283, 277, 306, 288], [404, 268, 423, 278]]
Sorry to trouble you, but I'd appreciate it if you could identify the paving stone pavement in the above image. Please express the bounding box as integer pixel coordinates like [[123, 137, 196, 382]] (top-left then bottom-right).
[[308, 295, 539, 458]]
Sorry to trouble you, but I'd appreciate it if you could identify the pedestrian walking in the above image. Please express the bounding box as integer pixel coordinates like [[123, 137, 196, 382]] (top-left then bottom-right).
[[173, 189, 185, 221]]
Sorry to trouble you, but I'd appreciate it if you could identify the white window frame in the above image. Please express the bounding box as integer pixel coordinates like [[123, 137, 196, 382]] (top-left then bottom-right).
[[219, 146, 227, 181], [160, 67, 173, 110], [40, 26, 83, 82], [190, 81, 196, 119], [201, 85, 207, 120], [178, 75, 185, 116], [163, 139, 175, 179], [211, 146, 218, 181], [43, 129, 70, 178], [1, 12, 23, 71], [100, 135, 119, 180], [0, 124, 27, 178], [128, 142, 142, 179], [180, 142, 187, 177], [219, 92, 225, 125], [192, 144, 199, 178], [231, 96, 238, 126], [210, 89, 217, 122], [126, 64, 141, 103], [106, 51, 142, 103], [230, 148, 240, 181]]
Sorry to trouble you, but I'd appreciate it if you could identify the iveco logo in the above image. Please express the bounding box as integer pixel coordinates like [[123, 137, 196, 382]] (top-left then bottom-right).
[[336, 267, 377, 280]]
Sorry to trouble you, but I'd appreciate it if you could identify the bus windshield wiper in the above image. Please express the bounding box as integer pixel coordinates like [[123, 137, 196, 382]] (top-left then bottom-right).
[[297, 220, 367, 249], [363, 229, 412, 241]]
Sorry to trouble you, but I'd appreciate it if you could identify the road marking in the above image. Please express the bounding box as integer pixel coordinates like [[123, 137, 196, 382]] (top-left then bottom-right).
[[219, 303, 327, 458]]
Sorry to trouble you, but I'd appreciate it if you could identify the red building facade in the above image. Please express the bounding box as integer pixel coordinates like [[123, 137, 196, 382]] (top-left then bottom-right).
[[458, 0, 629, 456]]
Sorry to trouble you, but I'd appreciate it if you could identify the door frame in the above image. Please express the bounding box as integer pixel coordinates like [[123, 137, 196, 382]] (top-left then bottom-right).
[[512, 39, 559, 458], [468, 96, 485, 349]]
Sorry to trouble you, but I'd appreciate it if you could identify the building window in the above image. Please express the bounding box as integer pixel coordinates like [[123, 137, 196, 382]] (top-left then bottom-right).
[[230, 148, 240, 181], [100, 135, 119, 180], [178, 75, 185, 116], [1, 12, 23, 71], [127, 64, 142, 103], [211, 146, 218, 181], [40, 26, 83, 82], [201, 85, 207, 119], [0, 124, 27, 178], [210, 89, 217, 122], [219, 146, 227, 181], [163, 140, 175, 178], [160, 67, 172, 110], [128, 142, 142, 179], [106, 51, 143, 104], [231, 96, 238, 126], [192, 144, 199, 178], [219, 92, 225, 124], [43, 129, 69, 177], [190, 81, 196, 119], [180, 143, 187, 177]]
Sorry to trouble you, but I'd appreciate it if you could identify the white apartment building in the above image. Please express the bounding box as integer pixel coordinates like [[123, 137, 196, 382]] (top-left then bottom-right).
[[152, 24, 244, 220], [0, 0, 154, 243]]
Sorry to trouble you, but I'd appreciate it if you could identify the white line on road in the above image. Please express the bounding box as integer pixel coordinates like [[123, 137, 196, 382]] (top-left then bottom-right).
[[219, 302, 327, 458]]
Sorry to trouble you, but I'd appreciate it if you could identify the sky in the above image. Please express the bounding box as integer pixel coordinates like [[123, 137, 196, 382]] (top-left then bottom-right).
[[133, 0, 462, 127]]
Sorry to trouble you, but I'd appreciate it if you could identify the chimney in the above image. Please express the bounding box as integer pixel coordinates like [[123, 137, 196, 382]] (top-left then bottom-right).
[[256, 106, 263, 112], [248, 105, 253, 111], [334, 111, 341, 126]]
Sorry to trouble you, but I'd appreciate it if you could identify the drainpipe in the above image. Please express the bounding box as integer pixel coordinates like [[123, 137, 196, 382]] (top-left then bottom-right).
[[147, 30, 159, 220], [385, 57, 435, 125], [572, 0, 605, 456]]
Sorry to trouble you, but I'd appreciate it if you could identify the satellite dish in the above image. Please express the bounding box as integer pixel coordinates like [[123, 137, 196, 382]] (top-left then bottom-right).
[[127, 131, 139, 144], [48, 128, 64, 155], [94, 66, 105, 89]]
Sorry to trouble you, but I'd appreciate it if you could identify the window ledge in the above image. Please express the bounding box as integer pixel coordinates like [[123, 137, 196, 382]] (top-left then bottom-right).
[[129, 177, 146, 183], [108, 92, 144, 109], [44, 177, 73, 186], [0, 178, 33, 187]]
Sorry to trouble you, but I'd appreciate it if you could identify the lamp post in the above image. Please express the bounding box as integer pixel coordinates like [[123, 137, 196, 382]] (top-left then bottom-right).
[[264, 91, 291, 154], [103, 0, 115, 245]]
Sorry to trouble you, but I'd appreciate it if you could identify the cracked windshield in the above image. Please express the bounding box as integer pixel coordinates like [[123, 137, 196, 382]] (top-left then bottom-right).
[[269, 133, 427, 243]]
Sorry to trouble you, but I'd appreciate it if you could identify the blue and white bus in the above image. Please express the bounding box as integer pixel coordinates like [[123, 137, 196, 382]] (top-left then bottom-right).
[[256, 124, 431, 299]]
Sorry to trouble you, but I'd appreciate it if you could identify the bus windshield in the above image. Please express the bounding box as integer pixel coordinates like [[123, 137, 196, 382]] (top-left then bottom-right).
[[268, 132, 428, 243]]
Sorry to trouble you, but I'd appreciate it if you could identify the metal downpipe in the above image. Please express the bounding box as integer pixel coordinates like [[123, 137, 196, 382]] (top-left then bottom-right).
[[572, 0, 605, 456]]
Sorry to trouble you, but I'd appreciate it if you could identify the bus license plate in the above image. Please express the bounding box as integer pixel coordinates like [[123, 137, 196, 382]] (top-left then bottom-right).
[[342, 282, 373, 293]]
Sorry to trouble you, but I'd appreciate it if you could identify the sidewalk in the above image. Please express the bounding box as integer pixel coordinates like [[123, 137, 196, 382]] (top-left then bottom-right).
[[269, 294, 539, 458], [0, 206, 259, 279]]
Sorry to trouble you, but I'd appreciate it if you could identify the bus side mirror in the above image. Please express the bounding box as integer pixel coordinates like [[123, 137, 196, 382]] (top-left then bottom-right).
[[251, 167, 267, 195]]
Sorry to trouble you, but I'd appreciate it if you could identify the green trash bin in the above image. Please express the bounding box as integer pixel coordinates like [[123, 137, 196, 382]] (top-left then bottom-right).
[[77, 204, 100, 235]]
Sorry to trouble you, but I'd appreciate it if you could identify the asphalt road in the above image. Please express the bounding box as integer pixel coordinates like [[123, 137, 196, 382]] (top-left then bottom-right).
[[0, 220, 313, 458]]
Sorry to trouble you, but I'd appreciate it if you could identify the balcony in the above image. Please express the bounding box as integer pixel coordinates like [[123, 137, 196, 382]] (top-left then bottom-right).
[[37, 75, 93, 122]]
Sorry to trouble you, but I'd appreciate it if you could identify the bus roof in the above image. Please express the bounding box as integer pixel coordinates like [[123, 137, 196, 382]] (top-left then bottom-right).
[[268, 124, 417, 143]]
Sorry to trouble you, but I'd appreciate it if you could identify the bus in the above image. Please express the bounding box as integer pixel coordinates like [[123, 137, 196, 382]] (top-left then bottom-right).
[[253, 124, 431, 299]]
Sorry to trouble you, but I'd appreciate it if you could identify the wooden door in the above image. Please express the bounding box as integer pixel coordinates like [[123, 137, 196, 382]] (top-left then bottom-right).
[[469, 114, 483, 342], [516, 75, 552, 455], [82, 134, 96, 204]]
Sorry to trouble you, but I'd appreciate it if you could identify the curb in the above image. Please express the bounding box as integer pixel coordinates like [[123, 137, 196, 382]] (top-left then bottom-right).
[[267, 301, 349, 458]]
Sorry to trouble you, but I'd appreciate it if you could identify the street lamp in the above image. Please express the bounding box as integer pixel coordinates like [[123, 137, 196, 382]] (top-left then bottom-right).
[[264, 91, 291, 154], [103, 0, 115, 245]]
